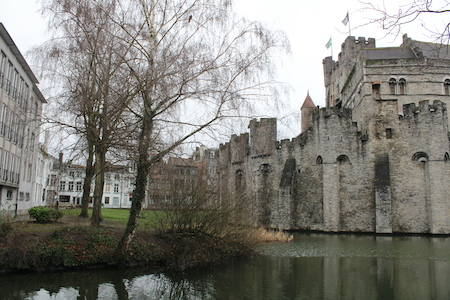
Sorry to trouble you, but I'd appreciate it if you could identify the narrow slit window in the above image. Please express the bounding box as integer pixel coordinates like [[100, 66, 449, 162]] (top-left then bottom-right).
[[386, 128, 392, 139]]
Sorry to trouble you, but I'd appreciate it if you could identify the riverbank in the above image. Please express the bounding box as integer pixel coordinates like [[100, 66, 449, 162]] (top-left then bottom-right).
[[0, 214, 291, 273]]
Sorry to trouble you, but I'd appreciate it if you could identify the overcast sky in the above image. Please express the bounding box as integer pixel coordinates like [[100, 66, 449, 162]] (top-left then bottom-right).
[[0, 0, 445, 139]]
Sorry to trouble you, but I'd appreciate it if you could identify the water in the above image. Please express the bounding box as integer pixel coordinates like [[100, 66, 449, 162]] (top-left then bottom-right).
[[1, 233, 450, 299]]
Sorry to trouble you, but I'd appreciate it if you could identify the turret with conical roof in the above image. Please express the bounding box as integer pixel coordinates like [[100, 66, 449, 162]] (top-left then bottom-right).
[[301, 91, 316, 132]]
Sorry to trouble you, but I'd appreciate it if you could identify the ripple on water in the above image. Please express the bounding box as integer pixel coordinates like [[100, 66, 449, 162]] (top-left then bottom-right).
[[259, 233, 450, 261]]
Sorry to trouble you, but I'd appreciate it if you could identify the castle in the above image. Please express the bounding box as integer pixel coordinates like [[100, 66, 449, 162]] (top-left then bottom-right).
[[216, 34, 450, 234]]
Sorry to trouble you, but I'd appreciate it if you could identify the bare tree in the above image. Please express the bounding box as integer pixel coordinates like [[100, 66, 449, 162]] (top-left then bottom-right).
[[38, 0, 137, 225], [113, 0, 289, 255], [360, 0, 450, 43]]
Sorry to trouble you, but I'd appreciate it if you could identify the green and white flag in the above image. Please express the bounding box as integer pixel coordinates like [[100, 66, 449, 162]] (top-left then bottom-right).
[[325, 37, 332, 49]]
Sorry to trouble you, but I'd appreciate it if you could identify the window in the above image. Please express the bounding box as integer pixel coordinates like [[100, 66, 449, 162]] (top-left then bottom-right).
[[316, 156, 323, 165], [386, 128, 392, 139], [69, 171, 75, 177], [50, 174, 57, 185], [235, 169, 244, 191], [76, 181, 82, 191], [389, 78, 396, 94], [412, 152, 428, 162], [6, 189, 12, 200], [260, 164, 271, 173], [19, 192, 24, 201], [25, 193, 30, 201], [114, 183, 119, 193], [60, 195, 70, 203], [59, 181, 66, 191], [0, 52, 5, 89], [444, 79, 450, 95], [399, 78, 406, 94], [27, 163, 32, 181], [337, 155, 350, 164], [68, 181, 74, 191], [104, 197, 110, 204], [372, 83, 381, 99], [105, 183, 111, 193]]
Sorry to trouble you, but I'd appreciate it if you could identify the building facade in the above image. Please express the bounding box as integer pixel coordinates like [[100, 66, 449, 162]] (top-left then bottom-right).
[[47, 158, 134, 209], [147, 154, 217, 209], [0, 24, 46, 215], [218, 35, 450, 234]]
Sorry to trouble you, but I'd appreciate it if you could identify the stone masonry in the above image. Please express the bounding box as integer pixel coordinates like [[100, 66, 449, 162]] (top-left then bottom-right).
[[217, 35, 450, 234]]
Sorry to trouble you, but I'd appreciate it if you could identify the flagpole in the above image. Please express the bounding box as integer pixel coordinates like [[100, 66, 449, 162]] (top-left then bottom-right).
[[331, 36, 333, 58], [347, 10, 351, 36]]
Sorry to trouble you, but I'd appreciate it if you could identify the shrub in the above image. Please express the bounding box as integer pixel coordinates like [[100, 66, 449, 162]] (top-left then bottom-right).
[[0, 221, 12, 235], [28, 206, 64, 223]]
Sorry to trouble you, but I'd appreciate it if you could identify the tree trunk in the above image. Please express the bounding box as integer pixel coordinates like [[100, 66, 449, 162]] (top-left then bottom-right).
[[116, 0, 155, 257], [79, 141, 94, 218], [91, 146, 106, 227], [115, 116, 152, 256]]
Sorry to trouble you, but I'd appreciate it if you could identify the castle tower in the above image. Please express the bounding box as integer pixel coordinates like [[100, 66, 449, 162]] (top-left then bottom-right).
[[301, 91, 316, 132]]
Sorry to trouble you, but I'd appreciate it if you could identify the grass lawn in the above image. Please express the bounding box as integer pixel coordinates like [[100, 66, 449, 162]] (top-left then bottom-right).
[[63, 208, 163, 225], [9, 208, 164, 235], [64, 208, 130, 222]]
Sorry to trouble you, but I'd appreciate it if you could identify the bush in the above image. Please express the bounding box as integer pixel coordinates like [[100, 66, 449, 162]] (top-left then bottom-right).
[[28, 206, 64, 223], [0, 222, 12, 235]]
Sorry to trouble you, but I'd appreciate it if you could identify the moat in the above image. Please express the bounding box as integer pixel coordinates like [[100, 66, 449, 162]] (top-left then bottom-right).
[[1, 232, 450, 299]]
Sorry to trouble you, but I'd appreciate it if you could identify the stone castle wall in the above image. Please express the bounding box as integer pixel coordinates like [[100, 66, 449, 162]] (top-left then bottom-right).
[[218, 100, 450, 234]]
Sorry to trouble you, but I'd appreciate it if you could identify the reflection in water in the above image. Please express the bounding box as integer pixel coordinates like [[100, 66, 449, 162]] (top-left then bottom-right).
[[1, 233, 450, 299]]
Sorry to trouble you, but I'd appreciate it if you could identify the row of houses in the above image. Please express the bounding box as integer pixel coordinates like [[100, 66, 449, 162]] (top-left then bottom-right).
[[44, 154, 135, 209], [42, 150, 216, 211]]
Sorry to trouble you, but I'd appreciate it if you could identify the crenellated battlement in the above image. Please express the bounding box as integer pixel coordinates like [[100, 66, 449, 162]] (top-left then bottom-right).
[[323, 36, 376, 77], [219, 142, 228, 150], [337, 36, 376, 63], [249, 118, 277, 158], [278, 138, 293, 148], [403, 100, 446, 117], [311, 107, 353, 122], [215, 34, 450, 234], [230, 133, 249, 164]]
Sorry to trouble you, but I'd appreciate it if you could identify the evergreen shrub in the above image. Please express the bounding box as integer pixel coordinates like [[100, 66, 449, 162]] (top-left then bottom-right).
[[28, 206, 63, 223]]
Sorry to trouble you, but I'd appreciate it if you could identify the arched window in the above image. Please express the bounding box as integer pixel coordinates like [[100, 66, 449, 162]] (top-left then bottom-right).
[[445, 152, 449, 162], [399, 78, 406, 95], [444, 79, 450, 95], [412, 152, 429, 162], [260, 164, 271, 173], [389, 78, 397, 95], [316, 156, 323, 165], [337, 155, 350, 164]]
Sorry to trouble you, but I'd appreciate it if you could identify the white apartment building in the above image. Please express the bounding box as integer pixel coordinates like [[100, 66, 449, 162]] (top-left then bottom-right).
[[0, 24, 46, 215], [54, 162, 134, 209]]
